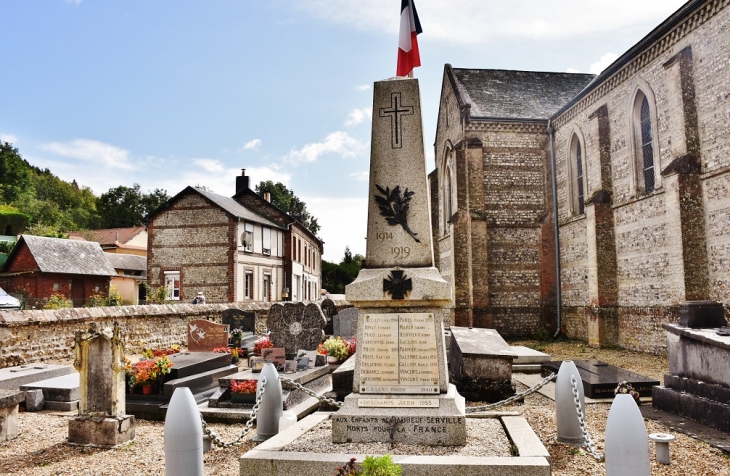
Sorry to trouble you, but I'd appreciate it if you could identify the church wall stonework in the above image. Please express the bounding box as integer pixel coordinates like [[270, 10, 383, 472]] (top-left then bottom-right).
[[553, 0, 730, 352]]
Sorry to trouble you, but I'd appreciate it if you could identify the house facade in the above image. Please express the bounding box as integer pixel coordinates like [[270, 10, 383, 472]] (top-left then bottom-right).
[[0, 235, 115, 307], [146, 173, 323, 304], [68, 227, 148, 257], [430, 0, 730, 352]]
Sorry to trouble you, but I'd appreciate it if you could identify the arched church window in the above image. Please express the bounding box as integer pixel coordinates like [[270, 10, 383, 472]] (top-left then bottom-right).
[[639, 96, 655, 193], [569, 133, 586, 215], [441, 149, 455, 235]]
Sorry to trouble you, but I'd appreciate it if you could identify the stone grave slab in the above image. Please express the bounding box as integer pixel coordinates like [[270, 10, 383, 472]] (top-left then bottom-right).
[[448, 327, 515, 402], [0, 364, 75, 390], [541, 360, 660, 399], [209, 364, 331, 411], [20, 373, 80, 411], [653, 323, 730, 432], [267, 302, 326, 358], [167, 352, 232, 379], [333, 307, 358, 338], [188, 319, 229, 351], [510, 346, 552, 373]]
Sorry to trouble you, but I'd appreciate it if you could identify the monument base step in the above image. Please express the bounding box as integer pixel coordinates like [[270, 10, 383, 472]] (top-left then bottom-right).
[[241, 412, 550, 476], [652, 385, 730, 433], [331, 384, 467, 446]]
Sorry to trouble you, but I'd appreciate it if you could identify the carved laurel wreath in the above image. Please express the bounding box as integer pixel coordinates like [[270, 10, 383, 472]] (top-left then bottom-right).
[[374, 184, 420, 243]]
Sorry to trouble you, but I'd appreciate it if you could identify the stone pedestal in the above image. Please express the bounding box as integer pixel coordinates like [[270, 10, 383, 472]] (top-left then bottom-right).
[[68, 415, 135, 447], [0, 389, 23, 441]]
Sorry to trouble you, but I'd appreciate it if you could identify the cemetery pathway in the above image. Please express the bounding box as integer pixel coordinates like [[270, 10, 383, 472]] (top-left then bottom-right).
[[0, 341, 728, 475]]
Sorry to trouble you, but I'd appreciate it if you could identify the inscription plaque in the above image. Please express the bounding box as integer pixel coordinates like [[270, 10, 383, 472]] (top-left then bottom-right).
[[358, 398, 439, 408], [359, 313, 439, 394]]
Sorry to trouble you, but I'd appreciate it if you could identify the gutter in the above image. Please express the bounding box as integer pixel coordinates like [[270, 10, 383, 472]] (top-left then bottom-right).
[[547, 119, 562, 337]]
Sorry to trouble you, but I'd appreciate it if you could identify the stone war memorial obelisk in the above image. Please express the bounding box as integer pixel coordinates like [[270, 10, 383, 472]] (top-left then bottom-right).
[[331, 77, 466, 445]]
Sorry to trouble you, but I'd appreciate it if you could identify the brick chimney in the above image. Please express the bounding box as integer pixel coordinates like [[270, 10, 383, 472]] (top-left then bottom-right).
[[235, 169, 249, 194], [264, 192, 271, 202]]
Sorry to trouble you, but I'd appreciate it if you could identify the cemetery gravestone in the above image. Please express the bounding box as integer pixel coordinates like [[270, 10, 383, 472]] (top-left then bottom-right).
[[321, 298, 337, 335], [332, 77, 465, 446], [68, 322, 135, 447], [188, 319, 229, 351], [333, 307, 359, 339], [222, 309, 256, 335], [267, 302, 326, 358]]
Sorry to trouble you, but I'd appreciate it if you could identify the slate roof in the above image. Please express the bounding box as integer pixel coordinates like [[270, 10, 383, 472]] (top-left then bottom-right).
[[194, 188, 284, 229], [449, 68, 595, 120], [16, 235, 117, 276], [67, 227, 145, 246], [106, 253, 147, 273]]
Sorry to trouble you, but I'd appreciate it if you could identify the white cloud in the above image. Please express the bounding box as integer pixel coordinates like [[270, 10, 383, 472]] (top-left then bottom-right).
[[303, 195, 367, 262], [40, 139, 135, 170], [566, 67, 580, 73], [355, 84, 371, 91], [284, 131, 367, 165], [241, 139, 262, 151], [192, 158, 226, 173], [589, 52, 620, 74], [0, 133, 18, 144], [348, 171, 369, 181], [344, 107, 372, 127], [295, 0, 687, 43]]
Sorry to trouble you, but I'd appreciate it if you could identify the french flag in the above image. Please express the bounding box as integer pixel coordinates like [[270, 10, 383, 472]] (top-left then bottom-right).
[[396, 0, 422, 77]]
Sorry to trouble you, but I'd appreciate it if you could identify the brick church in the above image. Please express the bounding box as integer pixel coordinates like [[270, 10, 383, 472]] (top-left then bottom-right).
[[430, 0, 730, 353]]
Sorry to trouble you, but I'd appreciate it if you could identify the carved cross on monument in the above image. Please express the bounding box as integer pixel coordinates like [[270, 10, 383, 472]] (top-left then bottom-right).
[[379, 92, 414, 149]]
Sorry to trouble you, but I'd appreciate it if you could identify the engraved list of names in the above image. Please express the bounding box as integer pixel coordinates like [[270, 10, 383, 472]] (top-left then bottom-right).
[[359, 313, 439, 394]]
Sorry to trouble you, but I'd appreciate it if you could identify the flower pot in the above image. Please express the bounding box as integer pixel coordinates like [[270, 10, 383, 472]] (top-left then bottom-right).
[[327, 355, 339, 364], [141, 384, 154, 395], [231, 393, 257, 404]]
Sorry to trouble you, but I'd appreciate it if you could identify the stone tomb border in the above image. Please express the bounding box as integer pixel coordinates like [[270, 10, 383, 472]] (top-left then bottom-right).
[[240, 412, 550, 476]]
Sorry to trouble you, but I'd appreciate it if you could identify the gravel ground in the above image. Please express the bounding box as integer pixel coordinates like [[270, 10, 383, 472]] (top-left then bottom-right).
[[1, 339, 729, 475]]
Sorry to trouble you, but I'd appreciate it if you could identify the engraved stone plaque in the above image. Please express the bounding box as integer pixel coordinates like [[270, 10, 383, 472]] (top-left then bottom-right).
[[358, 398, 439, 408], [359, 313, 439, 394]]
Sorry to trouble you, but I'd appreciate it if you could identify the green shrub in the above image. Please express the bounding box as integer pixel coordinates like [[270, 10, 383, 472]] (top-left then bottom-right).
[[43, 293, 71, 309], [106, 285, 123, 306]]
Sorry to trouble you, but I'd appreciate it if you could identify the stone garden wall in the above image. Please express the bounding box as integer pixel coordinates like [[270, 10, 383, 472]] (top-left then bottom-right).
[[0, 300, 353, 368]]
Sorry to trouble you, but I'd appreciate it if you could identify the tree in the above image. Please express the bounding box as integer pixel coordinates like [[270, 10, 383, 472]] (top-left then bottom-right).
[[254, 181, 320, 235], [0, 142, 34, 205], [96, 184, 170, 228], [322, 246, 363, 293]]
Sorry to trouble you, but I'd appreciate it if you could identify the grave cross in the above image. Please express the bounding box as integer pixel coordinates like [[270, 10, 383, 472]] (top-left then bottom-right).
[[379, 92, 414, 149]]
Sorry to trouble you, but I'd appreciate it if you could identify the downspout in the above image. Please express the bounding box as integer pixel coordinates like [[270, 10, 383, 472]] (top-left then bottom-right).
[[547, 119, 562, 337]]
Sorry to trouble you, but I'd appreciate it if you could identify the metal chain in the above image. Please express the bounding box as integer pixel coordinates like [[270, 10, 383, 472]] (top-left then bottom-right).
[[279, 375, 343, 408], [200, 376, 267, 448], [570, 375, 604, 462], [466, 372, 557, 413]]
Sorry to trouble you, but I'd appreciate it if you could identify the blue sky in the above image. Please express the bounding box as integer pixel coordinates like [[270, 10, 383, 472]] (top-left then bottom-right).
[[0, 0, 687, 261]]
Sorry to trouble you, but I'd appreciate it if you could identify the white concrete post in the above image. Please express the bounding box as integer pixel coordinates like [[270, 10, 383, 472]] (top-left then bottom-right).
[[254, 363, 283, 442], [605, 394, 650, 476], [555, 360, 585, 444], [165, 387, 203, 476]]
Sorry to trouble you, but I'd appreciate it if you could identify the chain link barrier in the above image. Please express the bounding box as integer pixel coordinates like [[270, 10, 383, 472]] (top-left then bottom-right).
[[465, 372, 557, 413], [278, 375, 343, 408], [570, 375, 604, 462], [201, 376, 267, 448]]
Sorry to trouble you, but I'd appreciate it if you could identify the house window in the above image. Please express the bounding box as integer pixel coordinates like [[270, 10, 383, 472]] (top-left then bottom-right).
[[263, 228, 271, 255], [263, 274, 270, 301], [164, 271, 180, 300], [53, 282, 61, 292], [639, 96, 655, 193], [570, 133, 586, 215], [244, 271, 253, 299], [292, 275, 299, 301], [243, 222, 254, 252]]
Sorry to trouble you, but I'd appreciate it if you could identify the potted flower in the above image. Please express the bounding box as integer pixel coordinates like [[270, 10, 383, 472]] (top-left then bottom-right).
[[615, 380, 640, 405], [323, 336, 350, 364], [230, 379, 258, 403], [253, 335, 274, 356], [230, 327, 244, 347], [128, 355, 174, 395]]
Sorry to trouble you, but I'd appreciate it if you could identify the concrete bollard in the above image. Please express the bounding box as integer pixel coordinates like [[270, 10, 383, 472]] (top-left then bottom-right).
[[648, 433, 675, 465], [165, 387, 204, 476], [253, 362, 283, 442], [555, 360, 585, 444], [605, 394, 650, 476]]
